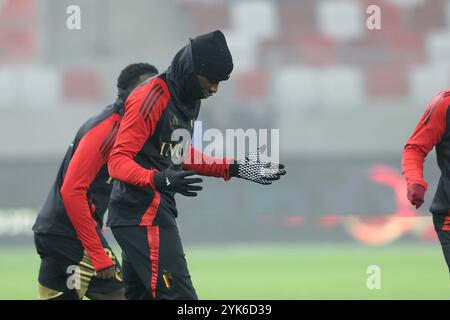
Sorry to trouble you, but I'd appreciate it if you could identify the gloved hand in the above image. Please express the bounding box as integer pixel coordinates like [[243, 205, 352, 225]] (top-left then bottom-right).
[[229, 145, 286, 185], [153, 164, 203, 197], [407, 183, 425, 209]]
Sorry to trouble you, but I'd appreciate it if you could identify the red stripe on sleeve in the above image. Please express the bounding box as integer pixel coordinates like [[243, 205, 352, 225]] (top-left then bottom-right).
[[60, 114, 121, 271], [183, 144, 232, 180], [402, 91, 450, 190], [108, 79, 171, 188], [145, 226, 160, 299]]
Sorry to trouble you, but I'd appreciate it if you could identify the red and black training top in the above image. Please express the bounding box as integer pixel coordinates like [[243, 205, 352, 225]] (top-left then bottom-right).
[[107, 42, 231, 228], [402, 89, 450, 215], [33, 102, 123, 271]]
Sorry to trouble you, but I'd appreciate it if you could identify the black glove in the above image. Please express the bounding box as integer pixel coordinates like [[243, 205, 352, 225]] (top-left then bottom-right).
[[229, 146, 286, 185], [153, 164, 203, 197]]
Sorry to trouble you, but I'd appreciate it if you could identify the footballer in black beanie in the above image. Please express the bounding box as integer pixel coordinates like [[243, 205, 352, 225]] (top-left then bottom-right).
[[191, 30, 233, 84]]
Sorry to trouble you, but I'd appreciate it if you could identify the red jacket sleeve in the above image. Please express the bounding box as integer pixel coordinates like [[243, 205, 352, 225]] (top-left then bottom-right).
[[402, 91, 449, 190], [183, 144, 232, 180], [60, 114, 121, 272], [108, 79, 170, 188]]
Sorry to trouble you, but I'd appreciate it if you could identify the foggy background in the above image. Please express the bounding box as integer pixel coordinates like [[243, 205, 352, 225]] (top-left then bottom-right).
[[0, 0, 447, 246]]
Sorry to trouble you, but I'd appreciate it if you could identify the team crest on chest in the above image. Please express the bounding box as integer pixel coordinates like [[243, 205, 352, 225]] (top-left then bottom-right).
[[170, 115, 179, 129]]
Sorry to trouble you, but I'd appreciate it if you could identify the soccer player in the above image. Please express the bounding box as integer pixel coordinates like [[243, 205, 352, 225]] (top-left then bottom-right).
[[107, 30, 286, 300], [402, 90, 450, 273], [32, 63, 158, 300]]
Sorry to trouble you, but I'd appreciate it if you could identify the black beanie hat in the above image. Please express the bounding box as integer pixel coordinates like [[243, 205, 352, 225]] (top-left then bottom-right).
[[190, 30, 233, 83]]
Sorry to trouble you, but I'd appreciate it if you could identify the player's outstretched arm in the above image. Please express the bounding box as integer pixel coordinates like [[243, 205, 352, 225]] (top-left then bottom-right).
[[402, 92, 449, 208], [183, 144, 286, 184], [183, 144, 233, 180]]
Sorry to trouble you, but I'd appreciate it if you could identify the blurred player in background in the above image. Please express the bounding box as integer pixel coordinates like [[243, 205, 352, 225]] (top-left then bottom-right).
[[402, 90, 450, 274], [107, 30, 286, 300], [32, 63, 158, 300]]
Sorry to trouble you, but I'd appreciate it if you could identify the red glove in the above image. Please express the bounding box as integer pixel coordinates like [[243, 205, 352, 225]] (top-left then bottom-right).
[[407, 184, 425, 209]]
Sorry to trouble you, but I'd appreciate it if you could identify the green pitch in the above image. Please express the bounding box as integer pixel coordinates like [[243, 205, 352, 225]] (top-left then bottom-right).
[[0, 244, 449, 299]]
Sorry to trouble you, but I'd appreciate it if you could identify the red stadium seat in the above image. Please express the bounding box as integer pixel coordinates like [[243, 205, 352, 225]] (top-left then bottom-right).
[[409, 0, 446, 34], [176, 2, 230, 34], [384, 32, 424, 67], [366, 64, 408, 99], [235, 69, 268, 103], [299, 34, 336, 66], [63, 70, 101, 103], [0, 0, 37, 64], [278, 0, 317, 36]]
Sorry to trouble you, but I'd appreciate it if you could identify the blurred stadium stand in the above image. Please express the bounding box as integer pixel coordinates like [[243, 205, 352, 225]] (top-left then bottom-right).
[[0, 0, 447, 244], [2, 0, 449, 155]]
